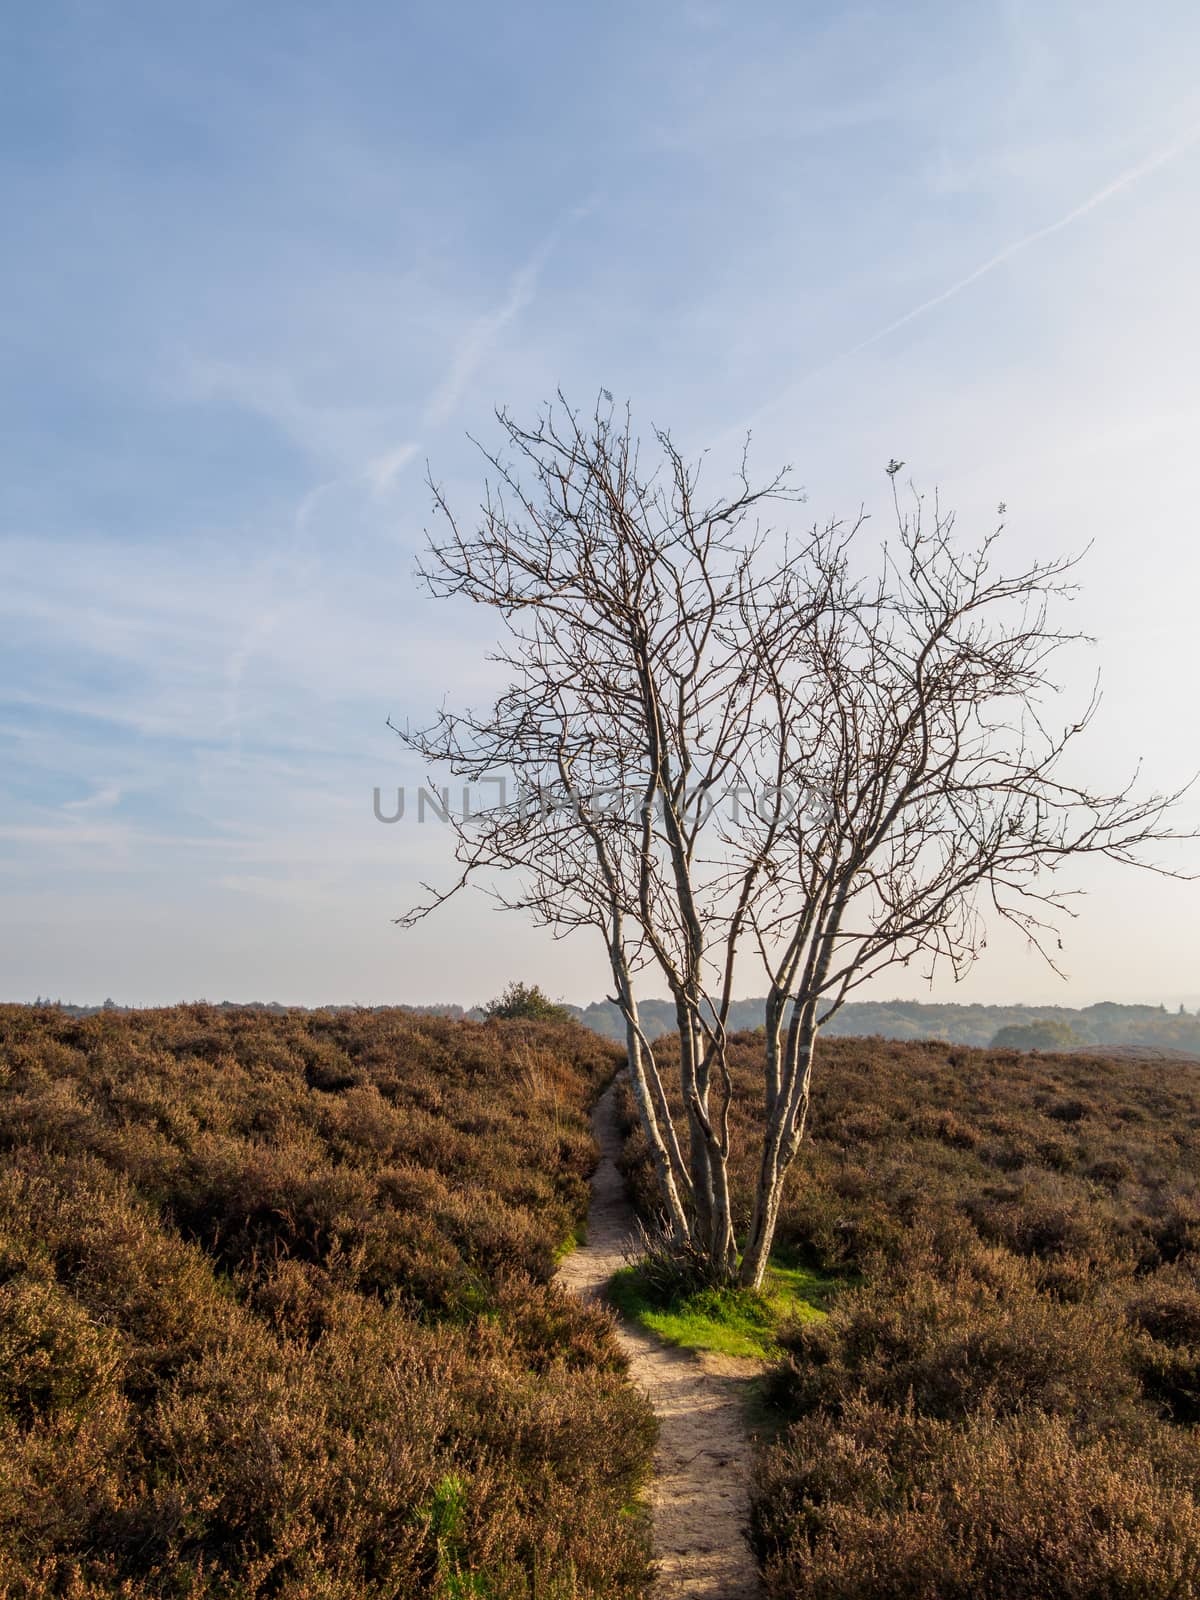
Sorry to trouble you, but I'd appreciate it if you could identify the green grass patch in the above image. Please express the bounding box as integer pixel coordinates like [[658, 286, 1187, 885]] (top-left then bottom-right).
[[607, 1258, 837, 1361], [552, 1222, 587, 1262]]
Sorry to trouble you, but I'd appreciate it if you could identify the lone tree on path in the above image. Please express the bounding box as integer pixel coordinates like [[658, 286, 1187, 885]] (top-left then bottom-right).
[[395, 395, 1189, 1289]]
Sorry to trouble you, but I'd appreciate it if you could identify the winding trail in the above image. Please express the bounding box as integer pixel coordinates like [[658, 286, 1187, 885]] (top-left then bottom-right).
[[556, 1078, 763, 1599]]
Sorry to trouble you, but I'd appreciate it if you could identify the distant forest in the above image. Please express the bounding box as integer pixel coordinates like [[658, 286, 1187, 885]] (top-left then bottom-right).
[[31, 995, 1200, 1055], [568, 997, 1200, 1055]]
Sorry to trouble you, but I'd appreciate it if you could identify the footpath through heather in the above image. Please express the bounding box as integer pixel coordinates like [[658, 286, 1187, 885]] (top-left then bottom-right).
[[555, 1078, 764, 1600]]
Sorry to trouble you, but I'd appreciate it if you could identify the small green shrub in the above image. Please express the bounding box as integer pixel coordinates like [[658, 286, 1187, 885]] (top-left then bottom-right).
[[483, 982, 573, 1024]]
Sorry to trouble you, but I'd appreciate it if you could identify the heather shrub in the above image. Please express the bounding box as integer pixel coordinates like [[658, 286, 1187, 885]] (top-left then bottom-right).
[[1129, 1272, 1200, 1346], [0, 1273, 121, 1426], [1136, 1334, 1200, 1424], [768, 1251, 1142, 1433], [0, 1004, 651, 1598], [962, 1173, 1111, 1261], [755, 1403, 1200, 1599]]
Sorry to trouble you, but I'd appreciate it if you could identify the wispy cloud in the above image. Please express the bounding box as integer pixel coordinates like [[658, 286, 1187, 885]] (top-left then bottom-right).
[[726, 112, 1200, 445], [216, 222, 572, 734], [63, 784, 122, 812], [423, 226, 565, 429], [364, 439, 421, 494], [834, 116, 1200, 366], [362, 208, 587, 497]]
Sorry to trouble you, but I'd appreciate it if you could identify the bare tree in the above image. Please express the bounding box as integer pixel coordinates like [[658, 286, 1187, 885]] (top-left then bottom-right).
[[395, 395, 1190, 1289]]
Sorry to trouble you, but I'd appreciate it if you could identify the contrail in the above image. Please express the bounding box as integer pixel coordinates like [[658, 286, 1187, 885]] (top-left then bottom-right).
[[727, 116, 1200, 441], [837, 118, 1200, 365]]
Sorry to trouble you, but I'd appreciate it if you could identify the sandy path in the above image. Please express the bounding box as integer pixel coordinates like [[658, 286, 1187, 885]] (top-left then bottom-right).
[[556, 1078, 763, 1600]]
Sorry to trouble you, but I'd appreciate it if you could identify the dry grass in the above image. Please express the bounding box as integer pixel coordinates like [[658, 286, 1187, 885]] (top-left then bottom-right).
[[0, 1003, 655, 1598]]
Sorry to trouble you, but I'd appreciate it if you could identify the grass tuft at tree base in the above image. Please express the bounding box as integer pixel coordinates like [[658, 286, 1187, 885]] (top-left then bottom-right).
[[607, 1259, 838, 1361]]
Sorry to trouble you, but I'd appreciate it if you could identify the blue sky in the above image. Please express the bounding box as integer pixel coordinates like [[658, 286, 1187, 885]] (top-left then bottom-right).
[[2, 0, 1199, 1007]]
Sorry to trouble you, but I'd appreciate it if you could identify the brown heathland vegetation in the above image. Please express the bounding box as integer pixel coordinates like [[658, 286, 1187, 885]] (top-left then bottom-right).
[[0, 1004, 655, 1599], [9, 1004, 1200, 1598], [619, 1033, 1200, 1599]]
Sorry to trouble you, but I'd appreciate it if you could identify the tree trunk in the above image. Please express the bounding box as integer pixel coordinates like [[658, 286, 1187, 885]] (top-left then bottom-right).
[[738, 1158, 785, 1291], [674, 1003, 716, 1253], [708, 1134, 738, 1279], [686, 1106, 716, 1253], [739, 1024, 817, 1290], [626, 1026, 692, 1243]]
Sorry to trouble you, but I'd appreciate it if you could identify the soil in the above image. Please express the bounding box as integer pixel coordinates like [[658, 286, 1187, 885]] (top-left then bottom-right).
[[556, 1078, 764, 1599]]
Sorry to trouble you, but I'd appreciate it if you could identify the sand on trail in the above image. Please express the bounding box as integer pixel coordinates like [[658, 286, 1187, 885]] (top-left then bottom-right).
[[555, 1078, 764, 1600]]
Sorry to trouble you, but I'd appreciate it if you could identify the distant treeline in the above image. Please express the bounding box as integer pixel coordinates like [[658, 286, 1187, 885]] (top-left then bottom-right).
[[567, 997, 1200, 1054], [30, 994, 1200, 1053]]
